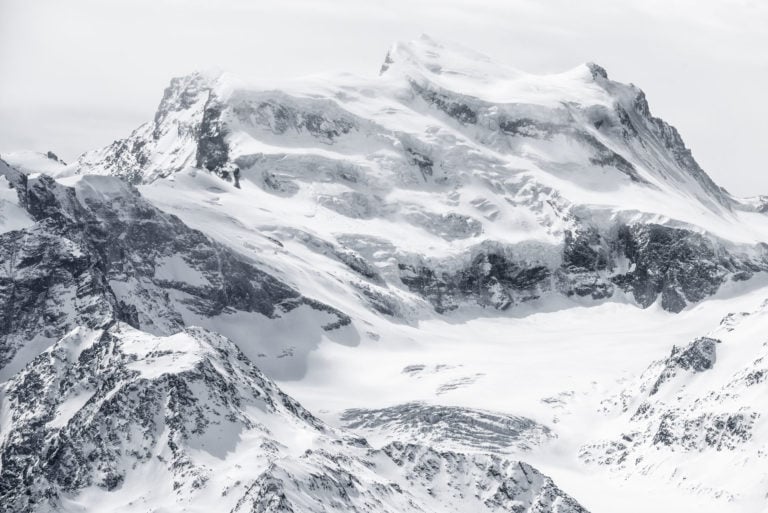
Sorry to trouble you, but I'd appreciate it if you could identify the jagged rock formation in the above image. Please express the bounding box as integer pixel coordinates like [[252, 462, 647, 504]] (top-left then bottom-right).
[[0, 158, 349, 378], [396, 222, 765, 313]]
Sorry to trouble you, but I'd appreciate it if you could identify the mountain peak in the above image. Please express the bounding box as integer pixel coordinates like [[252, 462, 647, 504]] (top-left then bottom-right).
[[380, 34, 523, 82], [154, 69, 243, 120], [70, 37, 752, 246]]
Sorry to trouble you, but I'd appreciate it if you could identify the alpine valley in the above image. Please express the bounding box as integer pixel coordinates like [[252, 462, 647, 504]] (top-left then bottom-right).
[[1, 36, 767, 513]]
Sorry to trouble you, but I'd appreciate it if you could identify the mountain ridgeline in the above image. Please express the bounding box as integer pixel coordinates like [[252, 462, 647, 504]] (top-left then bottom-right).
[[69, 36, 768, 315]]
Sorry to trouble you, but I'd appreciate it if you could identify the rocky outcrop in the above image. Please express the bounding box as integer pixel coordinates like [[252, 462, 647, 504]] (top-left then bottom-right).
[[399, 253, 550, 313], [195, 99, 230, 175], [396, 224, 765, 314], [610, 224, 758, 312], [0, 163, 349, 374], [579, 304, 768, 499]]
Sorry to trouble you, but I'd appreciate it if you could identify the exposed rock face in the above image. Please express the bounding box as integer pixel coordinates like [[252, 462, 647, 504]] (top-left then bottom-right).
[[641, 336, 720, 396], [396, 224, 765, 314], [610, 224, 754, 312], [398, 249, 551, 312], [67, 39, 768, 316], [234, 97, 357, 141], [0, 163, 349, 375], [628, 90, 733, 209], [44, 152, 65, 165], [410, 79, 479, 125], [195, 99, 229, 174], [666, 337, 718, 373]]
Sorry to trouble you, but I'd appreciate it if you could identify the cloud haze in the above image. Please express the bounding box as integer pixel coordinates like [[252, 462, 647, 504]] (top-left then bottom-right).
[[1, 0, 766, 195]]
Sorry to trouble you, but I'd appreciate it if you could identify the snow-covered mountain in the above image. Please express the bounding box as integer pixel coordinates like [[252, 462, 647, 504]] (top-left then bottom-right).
[[61, 35, 768, 316], [3, 35, 768, 513], [0, 157, 349, 382]]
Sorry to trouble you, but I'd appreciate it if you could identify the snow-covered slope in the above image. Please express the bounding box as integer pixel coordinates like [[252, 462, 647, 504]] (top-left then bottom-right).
[[1, 151, 67, 176], [580, 299, 768, 509]]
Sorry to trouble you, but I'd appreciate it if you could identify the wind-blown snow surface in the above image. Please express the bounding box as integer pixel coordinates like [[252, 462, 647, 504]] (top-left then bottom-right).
[[3, 35, 768, 513]]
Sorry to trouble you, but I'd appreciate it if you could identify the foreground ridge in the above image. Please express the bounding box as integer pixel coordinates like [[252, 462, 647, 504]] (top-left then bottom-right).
[[0, 323, 589, 513]]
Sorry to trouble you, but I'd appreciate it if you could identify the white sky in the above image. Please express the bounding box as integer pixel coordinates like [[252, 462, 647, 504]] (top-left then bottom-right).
[[1, 0, 766, 196]]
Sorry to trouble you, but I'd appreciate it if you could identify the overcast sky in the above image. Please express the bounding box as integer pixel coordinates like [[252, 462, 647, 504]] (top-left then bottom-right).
[[1, 0, 766, 195]]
